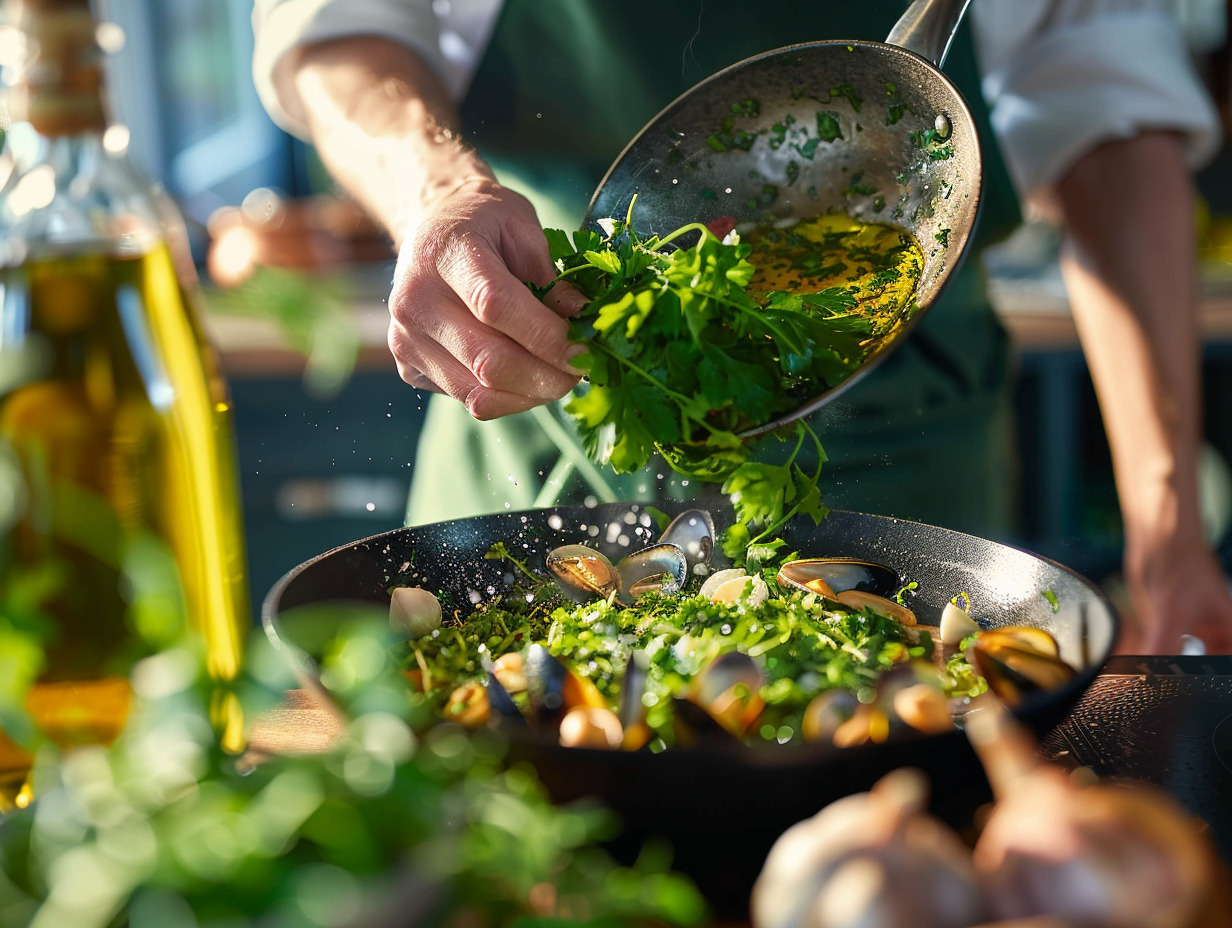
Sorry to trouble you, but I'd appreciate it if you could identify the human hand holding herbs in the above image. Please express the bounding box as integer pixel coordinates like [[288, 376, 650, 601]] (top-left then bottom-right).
[[532, 209, 884, 565]]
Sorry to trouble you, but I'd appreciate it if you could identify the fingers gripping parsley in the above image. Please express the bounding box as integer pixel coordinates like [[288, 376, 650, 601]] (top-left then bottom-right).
[[533, 207, 859, 565]]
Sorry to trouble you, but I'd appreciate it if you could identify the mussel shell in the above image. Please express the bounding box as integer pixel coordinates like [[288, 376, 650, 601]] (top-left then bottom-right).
[[776, 558, 900, 598], [546, 544, 620, 601], [671, 697, 740, 748], [619, 651, 650, 729], [693, 651, 764, 708], [968, 639, 1075, 705], [524, 644, 571, 723], [835, 589, 917, 627], [875, 663, 954, 735], [658, 508, 716, 575], [485, 671, 529, 727], [524, 644, 606, 725], [617, 542, 688, 603], [801, 689, 860, 744], [978, 625, 1060, 658]]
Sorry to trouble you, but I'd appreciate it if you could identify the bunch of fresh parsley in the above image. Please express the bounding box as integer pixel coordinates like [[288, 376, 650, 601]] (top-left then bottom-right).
[[535, 209, 869, 564]]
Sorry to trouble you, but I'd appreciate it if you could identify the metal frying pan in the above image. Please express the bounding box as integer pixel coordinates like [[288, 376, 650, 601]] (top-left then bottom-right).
[[263, 503, 1116, 916], [586, 0, 979, 437]]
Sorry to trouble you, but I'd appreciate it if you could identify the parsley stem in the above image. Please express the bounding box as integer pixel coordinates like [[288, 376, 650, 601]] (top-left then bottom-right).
[[749, 422, 826, 546], [586, 340, 724, 440], [657, 222, 717, 248]]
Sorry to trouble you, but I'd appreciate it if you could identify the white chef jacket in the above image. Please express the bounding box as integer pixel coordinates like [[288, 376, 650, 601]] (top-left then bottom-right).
[[252, 0, 1221, 214]]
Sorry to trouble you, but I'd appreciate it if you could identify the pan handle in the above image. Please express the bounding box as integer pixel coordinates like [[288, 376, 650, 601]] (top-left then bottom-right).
[[885, 0, 973, 68]]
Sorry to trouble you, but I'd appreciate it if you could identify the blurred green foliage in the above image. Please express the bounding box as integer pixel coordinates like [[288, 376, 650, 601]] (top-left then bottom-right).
[[0, 550, 707, 928], [206, 266, 361, 400]]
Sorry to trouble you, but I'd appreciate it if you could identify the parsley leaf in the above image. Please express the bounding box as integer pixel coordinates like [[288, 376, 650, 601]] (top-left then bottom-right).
[[536, 207, 916, 565]]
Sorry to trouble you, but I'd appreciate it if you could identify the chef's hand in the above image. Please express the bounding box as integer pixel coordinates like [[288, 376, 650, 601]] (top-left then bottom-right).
[[387, 177, 587, 420], [1120, 540, 1232, 655]]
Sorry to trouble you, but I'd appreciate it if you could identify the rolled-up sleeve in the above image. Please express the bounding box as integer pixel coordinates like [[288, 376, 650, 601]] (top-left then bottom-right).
[[971, 1, 1221, 214], [252, 0, 443, 138]]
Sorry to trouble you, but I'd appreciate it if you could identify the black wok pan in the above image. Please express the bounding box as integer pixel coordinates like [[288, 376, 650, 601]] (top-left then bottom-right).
[[263, 504, 1117, 917]]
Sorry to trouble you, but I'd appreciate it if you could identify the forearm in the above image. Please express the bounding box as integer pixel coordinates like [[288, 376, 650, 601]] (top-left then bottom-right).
[[1053, 132, 1205, 577], [286, 36, 494, 247]]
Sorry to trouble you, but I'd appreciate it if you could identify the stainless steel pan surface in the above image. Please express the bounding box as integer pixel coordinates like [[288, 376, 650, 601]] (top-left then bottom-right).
[[586, 0, 980, 436]]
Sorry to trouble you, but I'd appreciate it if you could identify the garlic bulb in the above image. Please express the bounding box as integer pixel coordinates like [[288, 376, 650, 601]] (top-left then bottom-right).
[[752, 768, 986, 928], [967, 701, 1218, 928]]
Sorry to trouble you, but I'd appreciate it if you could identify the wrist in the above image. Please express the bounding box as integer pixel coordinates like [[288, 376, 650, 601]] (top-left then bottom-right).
[[386, 157, 497, 248]]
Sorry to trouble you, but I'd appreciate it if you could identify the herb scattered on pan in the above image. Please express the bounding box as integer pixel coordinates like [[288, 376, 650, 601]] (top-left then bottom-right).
[[400, 556, 936, 750]]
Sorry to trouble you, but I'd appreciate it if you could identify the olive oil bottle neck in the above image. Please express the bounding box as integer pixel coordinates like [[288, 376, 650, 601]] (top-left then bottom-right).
[[6, 0, 108, 138]]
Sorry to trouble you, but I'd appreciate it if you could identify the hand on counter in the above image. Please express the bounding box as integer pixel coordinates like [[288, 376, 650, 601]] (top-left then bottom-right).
[[1116, 536, 1232, 655]]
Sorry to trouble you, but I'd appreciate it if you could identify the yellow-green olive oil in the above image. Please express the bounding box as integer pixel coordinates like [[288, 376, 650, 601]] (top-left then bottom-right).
[[0, 244, 249, 807]]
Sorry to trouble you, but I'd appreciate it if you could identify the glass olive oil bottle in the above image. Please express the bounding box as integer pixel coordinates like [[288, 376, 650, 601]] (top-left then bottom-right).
[[0, 0, 249, 807]]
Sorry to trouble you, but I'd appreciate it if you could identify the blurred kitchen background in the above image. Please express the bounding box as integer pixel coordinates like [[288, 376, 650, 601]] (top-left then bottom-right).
[[40, 0, 1232, 622]]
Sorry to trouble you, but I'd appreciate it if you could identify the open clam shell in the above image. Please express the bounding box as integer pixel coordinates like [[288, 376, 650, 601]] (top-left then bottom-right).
[[546, 541, 689, 604], [546, 544, 620, 601], [617, 543, 689, 603]]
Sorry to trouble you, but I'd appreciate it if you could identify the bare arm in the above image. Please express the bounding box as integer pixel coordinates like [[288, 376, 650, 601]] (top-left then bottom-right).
[[1054, 131, 1232, 653], [282, 36, 584, 418]]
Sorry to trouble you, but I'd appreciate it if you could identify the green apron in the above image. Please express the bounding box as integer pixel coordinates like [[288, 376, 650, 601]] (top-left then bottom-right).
[[406, 0, 1023, 539]]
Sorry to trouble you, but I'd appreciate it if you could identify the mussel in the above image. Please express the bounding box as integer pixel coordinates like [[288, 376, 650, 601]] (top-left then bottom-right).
[[691, 651, 766, 737], [801, 662, 954, 748], [617, 543, 689, 601], [546, 544, 621, 600], [545, 508, 715, 604], [966, 626, 1074, 705], [558, 707, 624, 749], [618, 651, 654, 751], [801, 689, 861, 745], [876, 663, 954, 735], [522, 644, 603, 723], [776, 558, 901, 599], [834, 589, 917, 627]]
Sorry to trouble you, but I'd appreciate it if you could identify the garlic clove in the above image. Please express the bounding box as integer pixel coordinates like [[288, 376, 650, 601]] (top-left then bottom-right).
[[389, 586, 443, 639], [699, 567, 748, 600], [711, 574, 769, 607], [939, 599, 979, 645]]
